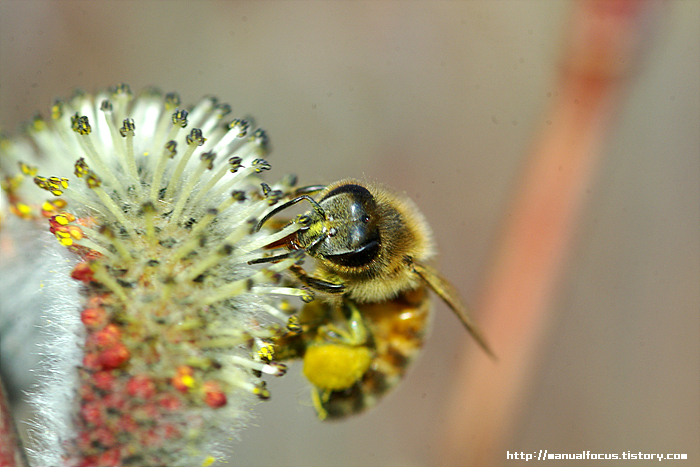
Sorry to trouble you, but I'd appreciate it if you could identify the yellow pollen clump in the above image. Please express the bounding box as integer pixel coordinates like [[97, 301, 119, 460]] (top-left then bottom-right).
[[303, 344, 372, 391]]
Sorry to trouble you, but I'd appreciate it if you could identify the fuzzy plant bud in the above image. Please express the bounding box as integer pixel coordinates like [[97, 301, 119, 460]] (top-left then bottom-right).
[[0, 85, 307, 467]]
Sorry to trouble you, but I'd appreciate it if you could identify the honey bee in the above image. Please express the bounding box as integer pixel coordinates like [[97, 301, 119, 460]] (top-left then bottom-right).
[[252, 179, 493, 419]]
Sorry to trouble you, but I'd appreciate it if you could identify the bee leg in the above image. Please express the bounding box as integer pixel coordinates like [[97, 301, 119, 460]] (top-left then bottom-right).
[[289, 264, 345, 294], [318, 304, 368, 346], [311, 387, 330, 420], [344, 303, 368, 345]]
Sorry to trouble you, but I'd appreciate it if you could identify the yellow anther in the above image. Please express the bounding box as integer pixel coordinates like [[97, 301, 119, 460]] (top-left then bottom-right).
[[181, 374, 195, 388], [253, 383, 270, 400], [42, 199, 68, 216], [11, 203, 33, 219], [55, 177, 68, 189], [34, 176, 68, 196], [55, 215, 70, 226], [34, 176, 47, 188], [86, 171, 102, 189], [287, 315, 301, 334], [74, 158, 90, 178], [19, 162, 38, 176], [68, 225, 83, 240], [48, 176, 68, 195], [258, 345, 275, 362], [56, 231, 73, 246]]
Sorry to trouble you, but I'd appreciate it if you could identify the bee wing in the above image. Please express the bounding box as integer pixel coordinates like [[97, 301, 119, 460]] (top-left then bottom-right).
[[412, 261, 496, 359]]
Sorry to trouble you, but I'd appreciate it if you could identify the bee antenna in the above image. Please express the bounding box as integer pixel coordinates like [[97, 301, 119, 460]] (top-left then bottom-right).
[[255, 195, 326, 232]]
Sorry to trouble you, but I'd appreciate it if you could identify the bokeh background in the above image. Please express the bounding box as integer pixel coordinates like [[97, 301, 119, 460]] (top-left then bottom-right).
[[0, 1, 697, 466]]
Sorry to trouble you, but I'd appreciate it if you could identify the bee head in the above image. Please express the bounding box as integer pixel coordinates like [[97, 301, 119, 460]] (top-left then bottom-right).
[[297, 183, 381, 268]]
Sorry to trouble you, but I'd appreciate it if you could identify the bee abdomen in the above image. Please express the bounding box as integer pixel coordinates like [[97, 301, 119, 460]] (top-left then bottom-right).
[[321, 286, 431, 419]]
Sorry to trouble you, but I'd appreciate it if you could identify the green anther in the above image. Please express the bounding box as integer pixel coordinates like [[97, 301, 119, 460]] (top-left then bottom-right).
[[250, 128, 268, 147], [165, 140, 177, 158], [229, 156, 242, 173], [172, 109, 189, 128], [231, 190, 246, 202], [301, 290, 315, 303], [165, 92, 181, 110], [252, 159, 271, 172], [73, 115, 91, 135], [186, 128, 206, 146], [140, 201, 156, 214], [228, 119, 249, 137], [215, 103, 231, 118], [266, 190, 283, 206], [70, 113, 80, 132], [111, 83, 132, 97], [31, 115, 46, 132], [51, 100, 64, 120], [120, 118, 136, 137], [200, 151, 216, 169]]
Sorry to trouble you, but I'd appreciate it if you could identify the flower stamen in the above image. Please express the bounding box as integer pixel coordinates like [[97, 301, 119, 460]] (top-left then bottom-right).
[[84, 171, 136, 236], [163, 128, 206, 202], [168, 150, 216, 225], [119, 117, 140, 185]]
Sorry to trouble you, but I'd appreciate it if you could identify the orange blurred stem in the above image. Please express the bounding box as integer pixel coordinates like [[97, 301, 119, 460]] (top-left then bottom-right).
[[440, 1, 664, 465]]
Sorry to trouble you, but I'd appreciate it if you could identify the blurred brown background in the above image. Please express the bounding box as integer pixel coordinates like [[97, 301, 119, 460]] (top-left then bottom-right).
[[0, 1, 697, 466]]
